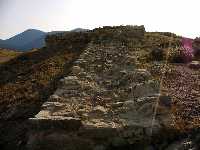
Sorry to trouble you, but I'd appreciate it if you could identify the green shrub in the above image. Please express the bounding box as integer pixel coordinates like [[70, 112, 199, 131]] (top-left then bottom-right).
[[193, 38, 200, 58], [150, 48, 165, 61], [167, 47, 188, 63]]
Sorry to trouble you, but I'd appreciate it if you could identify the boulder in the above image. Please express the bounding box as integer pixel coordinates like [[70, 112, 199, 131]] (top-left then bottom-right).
[[134, 82, 159, 98], [71, 66, 82, 74], [188, 61, 200, 69], [158, 95, 172, 108]]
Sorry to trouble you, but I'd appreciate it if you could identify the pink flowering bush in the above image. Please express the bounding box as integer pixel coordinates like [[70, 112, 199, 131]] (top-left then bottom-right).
[[182, 47, 194, 62], [168, 38, 194, 63], [168, 47, 192, 63], [182, 38, 194, 62]]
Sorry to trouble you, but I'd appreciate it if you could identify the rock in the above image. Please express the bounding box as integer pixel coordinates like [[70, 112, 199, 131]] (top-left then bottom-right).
[[123, 100, 136, 110], [28, 117, 82, 131], [111, 137, 128, 147], [63, 76, 79, 86], [91, 105, 107, 114], [73, 60, 80, 64], [64, 76, 78, 81], [165, 138, 194, 150], [26, 133, 93, 150], [71, 66, 82, 74], [49, 94, 60, 101], [63, 85, 81, 90], [111, 102, 124, 108], [134, 82, 158, 98], [78, 71, 87, 78], [94, 145, 106, 150], [42, 102, 65, 109], [119, 70, 127, 76], [54, 89, 66, 96], [188, 61, 200, 69], [77, 109, 87, 115], [85, 75, 93, 81], [126, 56, 136, 64], [159, 95, 172, 108], [137, 101, 154, 118], [134, 69, 151, 82]]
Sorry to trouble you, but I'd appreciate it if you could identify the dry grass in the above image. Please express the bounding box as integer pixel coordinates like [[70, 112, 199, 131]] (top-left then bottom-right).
[[0, 37, 89, 120], [0, 48, 22, 63]]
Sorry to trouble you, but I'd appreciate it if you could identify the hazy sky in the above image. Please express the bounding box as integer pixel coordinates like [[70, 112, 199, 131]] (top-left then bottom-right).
[[0, 0, 199, 39]]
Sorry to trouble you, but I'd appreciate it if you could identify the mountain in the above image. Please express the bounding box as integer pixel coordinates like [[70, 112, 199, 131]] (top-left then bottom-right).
[[0, 28, 89, 51], [17, 30, 67, 50], [6, 29, 45, 46], [70, 28, 89, 32], [0, 29, 46, 51], [0, 40, 4, 47], [20, 34, 46, 50]]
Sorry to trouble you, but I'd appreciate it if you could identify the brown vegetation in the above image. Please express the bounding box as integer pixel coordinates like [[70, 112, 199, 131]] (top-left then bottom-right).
[[0, 31, 91, 120], [0, 49, 22, 63]]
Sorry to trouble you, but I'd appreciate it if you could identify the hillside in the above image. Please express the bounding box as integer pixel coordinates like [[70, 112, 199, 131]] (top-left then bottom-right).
[[0, 48, 22, 63], [0, 25, 199, 150], [0, 31, 91, 119]]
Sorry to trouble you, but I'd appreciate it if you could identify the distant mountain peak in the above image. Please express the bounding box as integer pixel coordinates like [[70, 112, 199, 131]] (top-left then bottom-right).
[[23, 29, 45, 33], [70, 28, 89, 32], [0, 29, 46, 51]]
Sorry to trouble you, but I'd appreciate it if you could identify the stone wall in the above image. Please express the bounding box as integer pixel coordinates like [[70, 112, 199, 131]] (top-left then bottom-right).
[[45, 25, 146, 50], [45, 32, 91, 50], [28, 36, 173, 149]]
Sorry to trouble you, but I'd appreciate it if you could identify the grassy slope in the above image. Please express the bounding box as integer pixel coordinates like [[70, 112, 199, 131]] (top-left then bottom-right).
[[0, 32, 90, 120], [0, 49, 22, 63]]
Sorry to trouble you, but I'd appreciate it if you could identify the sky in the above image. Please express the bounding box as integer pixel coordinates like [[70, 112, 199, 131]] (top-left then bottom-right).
[[0, 0, 199, 40]]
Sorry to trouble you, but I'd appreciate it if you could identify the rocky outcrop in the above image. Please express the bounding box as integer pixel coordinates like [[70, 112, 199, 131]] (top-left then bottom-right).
[[28, 34, 173, 149]]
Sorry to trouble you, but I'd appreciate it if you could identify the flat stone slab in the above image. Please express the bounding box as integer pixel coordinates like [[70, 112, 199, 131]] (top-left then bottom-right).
[[28, 117, 82, 131]]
